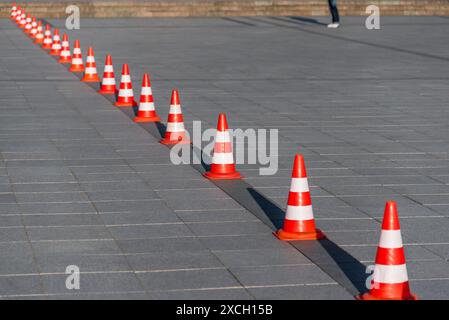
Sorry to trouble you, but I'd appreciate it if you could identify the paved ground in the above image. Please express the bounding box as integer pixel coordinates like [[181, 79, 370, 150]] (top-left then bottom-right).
[[1, 16, 449, 300]]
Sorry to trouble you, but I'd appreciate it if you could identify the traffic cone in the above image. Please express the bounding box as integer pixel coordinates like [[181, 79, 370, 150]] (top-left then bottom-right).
[[275, 154, 325, 240], [160, 90, 190, 144], [29, 17, 38, 38], [19, 12, 26, 28], [24, 14, 32, 34], [49, 28, 62, 56], [15, 9, 23, 24], [115, 64, 137, 107], [10, 4, 17, 20], [41, 24, 52, 50], [58, 34, 71, 64], [203, 113, 241, 179], [69, 40, 84, 72], [133, 73, 160, 122], [34, 21, 44, 44], [358, 201, 417, 300], [98, 55, 116, 94], [81, 47, 100, 82]]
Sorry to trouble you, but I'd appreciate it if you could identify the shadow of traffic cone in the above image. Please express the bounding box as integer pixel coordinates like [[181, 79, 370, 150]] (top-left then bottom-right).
[[34, 21, 44, 44], [98, 55, 116, 94], [275, 154, 325, 241], [58, 34, 71, 64], [133, 73, 160, 122], [41, 24, 52, 50], [69, 40, 84, 72], [357, 201, 417, 300], [29, 17, 37, 38], [49, 28, 62, 56], [81, 47, 100, 82], [115, 64, 137, 107], [160, 89, 190, 144], [203, 113, 242, 180]]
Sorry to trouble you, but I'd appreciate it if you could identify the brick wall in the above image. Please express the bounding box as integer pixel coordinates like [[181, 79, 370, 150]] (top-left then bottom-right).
[[2, 0, 449, 18]]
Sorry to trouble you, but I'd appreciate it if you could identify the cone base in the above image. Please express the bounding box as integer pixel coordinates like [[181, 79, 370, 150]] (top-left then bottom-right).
[[274, 228, 325, 241], [133, 116, 160, 123], [70, 66, 85, 72], [356, 293, 418, 301], [58, 59, 71, 64], [160, 138, 191, 145], [34, 40, 43, 44], [98, 89, 117, 94], [82, 76, 101, 83], [203, 171, 243, 180], [50, 51, 61, 56], [115, 101, 138, 107]]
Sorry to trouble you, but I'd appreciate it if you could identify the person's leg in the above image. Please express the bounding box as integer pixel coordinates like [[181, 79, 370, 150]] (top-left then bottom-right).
[[328, 0, 340, 23]]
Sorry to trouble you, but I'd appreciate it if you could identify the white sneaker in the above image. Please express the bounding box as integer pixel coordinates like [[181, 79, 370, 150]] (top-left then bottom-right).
[[327, 23, 340, 28]]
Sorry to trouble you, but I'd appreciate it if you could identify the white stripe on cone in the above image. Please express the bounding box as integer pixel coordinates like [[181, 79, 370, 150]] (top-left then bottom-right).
[[168, 104, 182, 114], [166, 122, 185, 132], [139, 102, 155, 111], [141, 87, 153, 95], [118, 89, 133, 97], [285, 205, 314, 221], [120, 75, 131, 82], [215, 131, 231, 143], [290, 177, 310, 193], [373, 264, 409, 284], [378, 230, 403, 248], [212, 152, 234, 165], [102, 78, 116, 85]]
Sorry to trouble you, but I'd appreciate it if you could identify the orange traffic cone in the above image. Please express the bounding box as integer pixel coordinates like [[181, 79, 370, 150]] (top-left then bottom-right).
[[58, 34, 71, 64], [204, 113, 242, 179], [41, 24, 52, 50], [49, 28, 62, 56], [133, 73, 160, 122], [69, 40, 84, 72], [115, 64, 137, 107], [160, 90, 190, 144], [10, 4, 17, 21], [34, 21, 44, 44], [29, 17, 38, 38], [16, 10, 24, 25], [275, 154, 325, 240], [98, 55, 116, 94], [23, 14, 32, 32], [81, 47, 100, 82], [19, 13, 27, 29], [358, 201, 417, 300]]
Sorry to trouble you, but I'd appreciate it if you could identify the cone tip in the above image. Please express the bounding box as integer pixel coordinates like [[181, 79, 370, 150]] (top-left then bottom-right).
[[87, 47, 94, 56], [122, 63, 130, 75], [217, 113, 229, 132], [142, 73, 151, 86], [171, 89, 180, 105], [382, 201, 400, 230], [292, 154, 307, 178]]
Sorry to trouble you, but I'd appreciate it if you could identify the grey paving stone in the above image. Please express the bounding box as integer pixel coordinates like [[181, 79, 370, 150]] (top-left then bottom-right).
[[0, 275, 43, 296], [2, 16, 449, 299], [41, 272, 145, 294], [248, 284, 353, 300], [126, 251, 223, 271], [146, 288, 253, 300], [137, 268, 241, 291]]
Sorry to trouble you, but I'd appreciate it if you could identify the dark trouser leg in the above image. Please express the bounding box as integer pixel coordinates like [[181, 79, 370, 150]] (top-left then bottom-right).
[[328, 0, 340, 23]]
